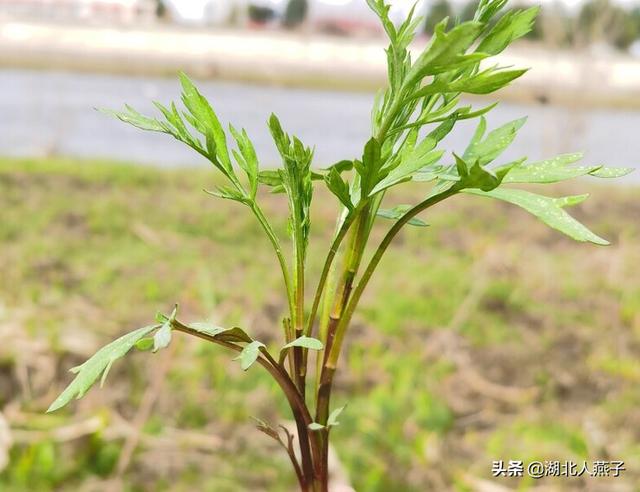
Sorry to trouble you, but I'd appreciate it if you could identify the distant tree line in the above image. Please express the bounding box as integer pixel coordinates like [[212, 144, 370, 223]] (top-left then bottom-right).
[[425, 0, 640, 51]]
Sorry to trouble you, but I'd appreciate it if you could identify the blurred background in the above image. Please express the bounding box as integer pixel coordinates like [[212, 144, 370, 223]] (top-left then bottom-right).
[[0, 1, 639, 491]]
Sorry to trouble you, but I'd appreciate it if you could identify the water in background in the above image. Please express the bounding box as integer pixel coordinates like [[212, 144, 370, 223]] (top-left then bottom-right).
[[2, 69, 638, 182]]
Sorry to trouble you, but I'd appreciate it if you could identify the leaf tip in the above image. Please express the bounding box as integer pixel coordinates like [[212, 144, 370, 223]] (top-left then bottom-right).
[[46, 402, 60, 413], [178, 71, 192, 87], [593, 236, 611, 246]]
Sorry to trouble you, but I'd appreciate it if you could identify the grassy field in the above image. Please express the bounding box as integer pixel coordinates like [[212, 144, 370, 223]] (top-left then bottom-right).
[[0, 157, 639, 491]]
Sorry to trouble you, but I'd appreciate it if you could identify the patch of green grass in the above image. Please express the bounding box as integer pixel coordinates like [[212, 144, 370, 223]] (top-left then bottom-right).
[[1, 157, 639, 490]]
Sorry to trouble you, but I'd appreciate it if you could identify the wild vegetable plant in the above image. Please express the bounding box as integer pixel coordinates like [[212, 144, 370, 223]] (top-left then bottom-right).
[[48, 1, 632, 490]]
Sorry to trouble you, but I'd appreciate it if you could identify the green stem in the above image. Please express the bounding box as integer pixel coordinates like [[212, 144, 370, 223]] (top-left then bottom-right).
[[314, 204, 372, 474], [283, 317, 297, 390], [314, 190, 457, 486], [318, 203, 370, 383], [315, 253, 337, 402], [250, 202, 296, 338], [307, 206, 366, 402], [305, 209, 360, 339], [326, 188, 458, 370], [313, 86, 445, 488], [376, 97, 403, 142], [293, 242, 306, 396]]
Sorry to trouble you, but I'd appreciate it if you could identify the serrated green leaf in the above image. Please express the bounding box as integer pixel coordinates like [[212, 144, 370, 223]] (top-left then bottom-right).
[[467, 115, 487, 150], [426, 112, 459, 144], [229, 124, 259, 197], [367, 0, 422, 98], [267, 113, 290, 157], [105, 76, 252, 188], [456, 154, 524, 191], [588, 167, 634, 178], [466, 162, 500, 191], [475, 0, 509, 23], [408, 21, 485, 83], [257, 170, 282, 187], [463, 188, 609, 245], [324, 167, 353, 210], [377, 205, 428, 226], [503, 153, 634, 183], [455, 68, 528, 95], [454, 154, 498, 191], [370, 148, 444, 196], [355, 137, 384, 200], [463, 117, 526, 166], [204, 185, 250, 204], [47, 324, 160, 412], [234, 341, 266, 371], [154, 101, 199, 148], [310, 160, 352, 186], [324, 160, 354, 174], [327, 404, 346, 427], [412, 67, 527, 99], [268, 114, 314, 258], [179, 73, 232, 173], [99, 359, 114, 388], [458, 102, 500, 121], [369, 117, 455, 195], [477, 7, 540, 55], [412, 165, 460, 183], [553, 194, 589, 207], [100, 106, 165, 133], [503, 154, 594, 183]]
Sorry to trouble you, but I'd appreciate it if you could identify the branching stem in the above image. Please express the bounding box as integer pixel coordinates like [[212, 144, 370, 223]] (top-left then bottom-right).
[[171, 321, 322, 490], [327, 188, 457, 368]]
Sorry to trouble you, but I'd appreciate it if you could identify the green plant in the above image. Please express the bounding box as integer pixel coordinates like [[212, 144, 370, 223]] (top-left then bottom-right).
[[47, 1, 632, 490]]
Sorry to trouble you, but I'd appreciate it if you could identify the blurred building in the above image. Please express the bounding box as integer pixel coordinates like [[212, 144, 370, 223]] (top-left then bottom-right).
[[162, 0, 247, 26], [0, 0, 157, 24], [248, 0, 428, 33], [308, 0, 419, 34]]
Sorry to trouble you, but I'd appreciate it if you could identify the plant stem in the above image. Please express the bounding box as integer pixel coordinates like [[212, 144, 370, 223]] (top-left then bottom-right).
[[171, 321, 322, 489], [251, 202, 296, 339], [286, 445, 306, 492], [326, 188, 457, 369], [376, 97, 403, 142], [323, 205, 370, 360], [312, 88, 442, 486], [314, 188, 457, 478], [293, 221, 307, 396], [315, 365, 335, 488], [282, 317, 297, 392], [312, 205, 372, 488], [261, 348, 321, 486], [305, 209, 360, 339], [304, 209, 361, 402], [315, 252, 337, 401]]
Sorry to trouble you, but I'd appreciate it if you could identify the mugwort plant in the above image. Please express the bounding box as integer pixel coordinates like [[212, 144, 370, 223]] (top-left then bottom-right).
[[48, 1, 632, 490]]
